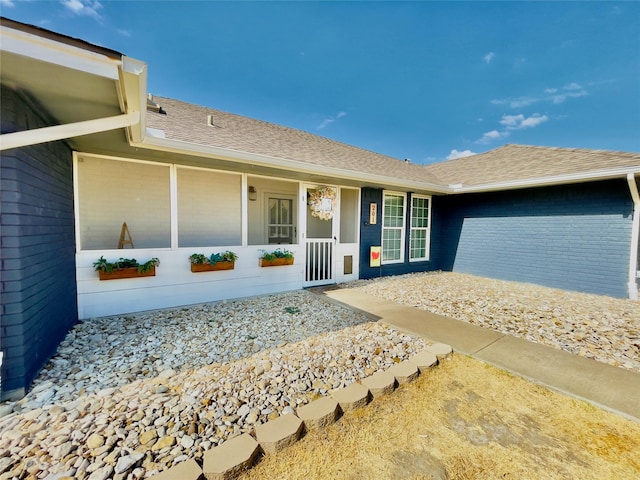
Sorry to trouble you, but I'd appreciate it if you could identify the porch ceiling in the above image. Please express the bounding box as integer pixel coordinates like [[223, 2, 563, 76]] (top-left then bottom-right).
[[1, 50, 122, 127]]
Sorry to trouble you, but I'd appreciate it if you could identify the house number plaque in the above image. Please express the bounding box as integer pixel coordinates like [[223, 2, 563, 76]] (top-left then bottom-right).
[[369, 203, 377, 224]]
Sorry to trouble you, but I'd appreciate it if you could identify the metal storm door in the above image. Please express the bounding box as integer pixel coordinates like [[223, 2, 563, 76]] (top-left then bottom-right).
[[303, 185, 337, 287]]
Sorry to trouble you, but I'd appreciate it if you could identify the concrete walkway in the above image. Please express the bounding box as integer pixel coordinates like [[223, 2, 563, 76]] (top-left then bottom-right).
[[323, 288, 640, 421]]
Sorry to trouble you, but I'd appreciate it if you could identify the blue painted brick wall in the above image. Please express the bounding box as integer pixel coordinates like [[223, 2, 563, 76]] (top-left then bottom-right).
[[438, 180, 633, 298], [1, 87, 78, 399], [359, 188, 441, 279]]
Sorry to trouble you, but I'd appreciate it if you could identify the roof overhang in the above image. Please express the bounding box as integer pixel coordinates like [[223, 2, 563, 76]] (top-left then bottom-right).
[[129, 135, 452, 194], [0, 18, 141, 151], [450, 167, 640, 194]]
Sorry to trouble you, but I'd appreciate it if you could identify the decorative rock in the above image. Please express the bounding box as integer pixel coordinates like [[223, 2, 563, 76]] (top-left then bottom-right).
[[147, 458, 202, 480], [254, 414, 304, 454], [296, 397, 341, 430], [139, 429, 158, 446], [151, 436, 176, 451], [426, 343, 453, 359], [408, 350, 439, 373], [387, 361, 420, 384], [0, 404, 14, 418], [114, 453, 144, 474], [86, 433, 105, 449], [361, 370, 396, 398], [202, 433, 260, 480], [87, 465, 114, 480], [331, 383, 370, 412], [180, 435, 195, 449]]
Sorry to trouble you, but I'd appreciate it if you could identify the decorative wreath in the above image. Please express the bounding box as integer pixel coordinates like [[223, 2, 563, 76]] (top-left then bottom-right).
[[308, 186, 337, 221]]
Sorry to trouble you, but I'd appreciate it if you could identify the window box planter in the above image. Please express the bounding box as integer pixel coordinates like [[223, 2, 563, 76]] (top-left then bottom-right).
[[259, 257, 294, 267], [93, 256, 160, 281], [189, 251, 238, 273], [190, 261, 235, 272], [98, 266, 156, 280], [259, 249, 294, 267]]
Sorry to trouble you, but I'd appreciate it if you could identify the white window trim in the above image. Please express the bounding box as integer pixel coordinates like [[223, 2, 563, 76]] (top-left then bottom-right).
[[409, 194, 432, 262], [381, 191, 406, 265]]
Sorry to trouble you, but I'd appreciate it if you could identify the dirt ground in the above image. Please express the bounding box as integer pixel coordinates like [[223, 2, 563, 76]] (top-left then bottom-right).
[[240, 354, 640, 480]]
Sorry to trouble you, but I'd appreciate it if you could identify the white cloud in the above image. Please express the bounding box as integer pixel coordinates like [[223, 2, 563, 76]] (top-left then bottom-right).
[[60, 0, 103, 19], [477, 129, 507, 144], [117, 29, 131, 37], [564, 82, 582, 91], [520, 114, 548, 128], [491, 96, 538, 108], [0, 0, 15, 7], [500, 113, 548, 130], [446, 149, 477, 160], [499, 114, 524, 128], [477, 113, 548, 144], [317, 111, 347, 130], [493, 81, 588, 109], [483, 52, 495, 64]]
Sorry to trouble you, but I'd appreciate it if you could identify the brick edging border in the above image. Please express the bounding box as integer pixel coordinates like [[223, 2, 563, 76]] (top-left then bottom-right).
[[149, 343, 453, 480]]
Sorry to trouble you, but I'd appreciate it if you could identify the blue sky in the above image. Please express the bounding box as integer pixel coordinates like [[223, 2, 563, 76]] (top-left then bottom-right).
[[2, 1, 639, 163]]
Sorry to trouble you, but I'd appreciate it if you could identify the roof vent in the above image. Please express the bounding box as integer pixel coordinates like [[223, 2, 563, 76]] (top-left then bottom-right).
[[207, 115, 222, 128], [147, 94, 166, 115]]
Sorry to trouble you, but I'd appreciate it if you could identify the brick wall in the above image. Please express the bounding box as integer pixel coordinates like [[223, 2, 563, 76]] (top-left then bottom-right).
[[439, 180, 633, 298], [1, 87, 78, 399]]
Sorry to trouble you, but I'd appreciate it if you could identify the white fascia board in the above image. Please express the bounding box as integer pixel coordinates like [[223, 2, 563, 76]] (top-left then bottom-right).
[[0, 25, 120, 79], [118, 56, 148, 143], [132, 136, 452, 194], [453, 167, 640, 194], [0, 112, 140, 151]]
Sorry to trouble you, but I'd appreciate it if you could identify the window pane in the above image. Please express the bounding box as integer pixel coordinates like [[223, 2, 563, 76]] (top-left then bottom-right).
[[269, 198, 295, 244], [340, 188, 358, 243], [382, 228, 402, 261], [78, 157, 170, 250], [410, 195, 430, 260], [178, 168, 241, 247], [412, 197, 429, 228], [410, 229, 426, 258], [382, 193, 405, 263]]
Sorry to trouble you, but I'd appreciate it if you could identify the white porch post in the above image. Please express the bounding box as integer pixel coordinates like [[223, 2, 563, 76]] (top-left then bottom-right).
[[627, 173, 639, 300]]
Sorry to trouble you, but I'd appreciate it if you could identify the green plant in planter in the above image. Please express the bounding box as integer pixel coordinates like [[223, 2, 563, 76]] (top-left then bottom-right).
[[210, 251, 238, 265], [189, 251, 238, 265], [93, 256, 160, 273], [259, 248, 294, 261], [189, 253, 209, 265]]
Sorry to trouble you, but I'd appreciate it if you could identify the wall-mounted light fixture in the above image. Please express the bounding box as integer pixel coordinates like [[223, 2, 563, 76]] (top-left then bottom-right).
[[248, 186, 257, 201]]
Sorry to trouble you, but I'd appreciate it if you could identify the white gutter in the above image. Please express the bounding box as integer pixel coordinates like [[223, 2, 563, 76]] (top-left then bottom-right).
[[130, 135, 453, 194], [1, 24, 120, 80], [0, 112, 140, 151], [118, 56, 148, 144], [627, 173, 640, 300]]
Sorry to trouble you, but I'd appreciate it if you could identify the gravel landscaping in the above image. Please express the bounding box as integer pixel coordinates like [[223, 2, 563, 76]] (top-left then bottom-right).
[[0, 291, 426, 479], [1, 272, 638, 479], [346, 271, 640, 373]]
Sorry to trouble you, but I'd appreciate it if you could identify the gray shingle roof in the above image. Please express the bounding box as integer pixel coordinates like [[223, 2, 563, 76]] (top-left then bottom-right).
[[422, 144, 640, 187], [146, 96, 639, 190], [146, 96, 444, 186]]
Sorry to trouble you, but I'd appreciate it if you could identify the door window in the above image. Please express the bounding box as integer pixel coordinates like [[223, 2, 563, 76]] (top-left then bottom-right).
[[268, 197, 294, 244]]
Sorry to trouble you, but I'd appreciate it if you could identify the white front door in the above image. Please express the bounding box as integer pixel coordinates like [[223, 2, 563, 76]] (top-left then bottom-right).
[[303, 185, 337, 287], [302, 185, 360, 287]]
